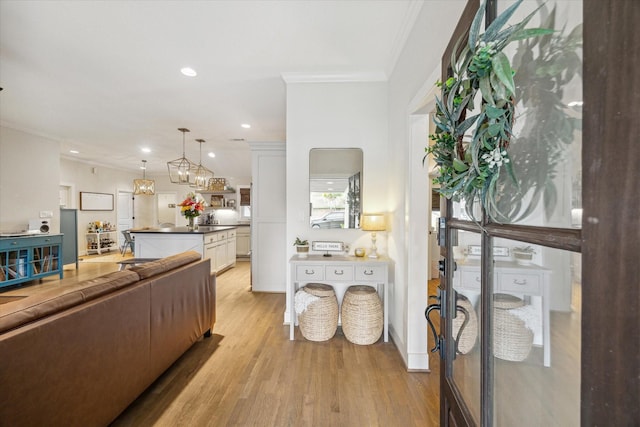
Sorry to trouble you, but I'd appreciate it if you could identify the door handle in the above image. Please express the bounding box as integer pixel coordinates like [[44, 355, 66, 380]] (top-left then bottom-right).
[[425, 290, 472, 358]]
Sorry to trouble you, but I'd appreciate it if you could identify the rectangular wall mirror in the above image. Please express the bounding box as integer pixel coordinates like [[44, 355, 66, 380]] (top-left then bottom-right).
[[309, 148, 362, 229]]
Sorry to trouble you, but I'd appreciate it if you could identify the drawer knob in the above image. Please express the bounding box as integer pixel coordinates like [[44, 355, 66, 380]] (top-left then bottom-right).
[[305, 269, 315, 275], [364, 270, 374, 276], [513, 279, 528, 286], [475, 277, 480, 282], [334, 270, 344, 275]]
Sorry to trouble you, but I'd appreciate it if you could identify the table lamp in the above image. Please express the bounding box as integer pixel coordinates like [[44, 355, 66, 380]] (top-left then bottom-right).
[[361, 213, 386, 258]]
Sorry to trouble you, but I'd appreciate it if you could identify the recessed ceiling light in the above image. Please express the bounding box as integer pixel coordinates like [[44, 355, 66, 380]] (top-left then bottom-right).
[[141, 147, 151, 153], [327, 181, 334, 184], [241, 123, 251, 129], [208, 152, 216, 158], [69, 150, 80, 154], [180, 67, 197, 77]]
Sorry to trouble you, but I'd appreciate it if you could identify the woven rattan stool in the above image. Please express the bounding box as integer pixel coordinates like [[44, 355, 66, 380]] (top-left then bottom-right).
[[341, 285, 383, 345], [298, 283, 338, 342], [493, 293, 534, 362], [453, 294, 478, 354]]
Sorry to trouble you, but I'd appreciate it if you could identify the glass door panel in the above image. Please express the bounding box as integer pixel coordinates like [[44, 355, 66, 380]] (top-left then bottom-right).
[[493, 0, 583, 228], [492, 240, 581, 426], [452, 230, 485, 424]]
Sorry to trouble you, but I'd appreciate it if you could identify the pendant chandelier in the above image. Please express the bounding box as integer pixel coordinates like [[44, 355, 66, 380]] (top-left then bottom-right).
[[167, 128, 196, 184], [133, 160, 155, 195], [190, 138, 214, 190]]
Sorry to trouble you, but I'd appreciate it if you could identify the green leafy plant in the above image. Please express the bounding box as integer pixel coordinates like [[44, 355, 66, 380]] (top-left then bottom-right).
[[512, 245, 535, 254], [425, 0, 553, 221], [293, 237, 309, 246]]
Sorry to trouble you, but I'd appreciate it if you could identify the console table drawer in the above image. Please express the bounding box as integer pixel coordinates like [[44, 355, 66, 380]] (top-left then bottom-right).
[[355, 265, 385, 282], [498, 272, 541, 295], [459, 270, 482, 291], [325, 265, 354, 281], [295, 265, 324, 281]]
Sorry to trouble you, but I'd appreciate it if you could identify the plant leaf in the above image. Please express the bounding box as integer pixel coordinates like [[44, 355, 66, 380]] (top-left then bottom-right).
[[468, 0, 487, 50], [510, 27, 555, 42], [455, 114, 480, 137], [452, 93, 472, 122], [479, 76, 495, 105], [487, 123, 502, 137], [485, 105, 505, 119], [453, 158, 469, 172], [490, 71, 508, 101], [484, 0, 523, 42], [491, 52, 515, 96]]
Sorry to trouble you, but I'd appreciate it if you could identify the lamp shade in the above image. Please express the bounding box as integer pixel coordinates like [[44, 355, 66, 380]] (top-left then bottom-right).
[[133, 160, 155, 195], [361, 213, 386, 231]]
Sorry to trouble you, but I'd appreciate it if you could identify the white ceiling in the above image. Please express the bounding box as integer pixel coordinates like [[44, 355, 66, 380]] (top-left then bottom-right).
[[0, 0, 441, 178]]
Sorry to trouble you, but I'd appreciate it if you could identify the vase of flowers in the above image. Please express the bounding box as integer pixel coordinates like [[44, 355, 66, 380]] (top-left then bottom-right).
[[178, 192, 207, 230]]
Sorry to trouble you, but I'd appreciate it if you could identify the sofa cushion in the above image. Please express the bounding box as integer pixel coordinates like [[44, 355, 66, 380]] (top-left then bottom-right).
[[0, 270, 139, 333], [129, 251, 202, 280]]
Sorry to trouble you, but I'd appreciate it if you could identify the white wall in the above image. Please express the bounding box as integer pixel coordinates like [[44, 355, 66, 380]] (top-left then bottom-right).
[[286, 79, 389, 246], [284, 78, 389, 320], [0, 126, 61, 234], [386, 1, 467, 369]]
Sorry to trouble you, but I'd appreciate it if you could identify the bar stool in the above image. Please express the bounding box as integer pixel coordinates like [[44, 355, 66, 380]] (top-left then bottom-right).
[[120, 230, 134, 255]]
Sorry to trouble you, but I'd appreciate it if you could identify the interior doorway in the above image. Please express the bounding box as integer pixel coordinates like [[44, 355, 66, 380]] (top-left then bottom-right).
[[156, 192, 177, 226], [117, 191, 134, 248], [59, 184, 75, 209]]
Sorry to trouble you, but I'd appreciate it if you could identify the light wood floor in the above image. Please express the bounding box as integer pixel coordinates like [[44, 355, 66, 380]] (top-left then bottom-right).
[[111, 261, 440, 426], [3, 259, 580, 426], [3, 260, 440, 426]]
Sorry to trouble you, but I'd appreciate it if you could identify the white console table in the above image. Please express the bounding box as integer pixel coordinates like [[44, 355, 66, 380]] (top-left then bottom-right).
[[289, 254, 392, 342], [454, 259, 551, 367]]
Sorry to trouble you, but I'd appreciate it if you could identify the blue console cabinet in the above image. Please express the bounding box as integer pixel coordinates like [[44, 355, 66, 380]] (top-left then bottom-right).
[[0, 234, 63, 289]]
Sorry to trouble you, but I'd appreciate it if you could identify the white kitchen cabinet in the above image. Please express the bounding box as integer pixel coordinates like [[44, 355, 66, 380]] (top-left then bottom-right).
[[132, 226, 237, 275], [226, 229, 237, 268], [248, 141, 286, 293], [203, 241, 219, 274], [203, 230, 235, 274], [235, 226, 250, 258]]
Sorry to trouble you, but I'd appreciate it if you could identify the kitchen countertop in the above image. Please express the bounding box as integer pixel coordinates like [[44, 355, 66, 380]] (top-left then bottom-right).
[[130, 225, 236, 234]]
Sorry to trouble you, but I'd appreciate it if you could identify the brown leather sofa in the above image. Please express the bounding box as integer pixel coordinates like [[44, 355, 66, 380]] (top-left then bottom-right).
[[0, 251, 215, 427]]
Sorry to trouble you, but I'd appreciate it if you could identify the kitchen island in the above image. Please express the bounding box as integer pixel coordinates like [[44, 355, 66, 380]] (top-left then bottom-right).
[[131, 226, 236, 274]]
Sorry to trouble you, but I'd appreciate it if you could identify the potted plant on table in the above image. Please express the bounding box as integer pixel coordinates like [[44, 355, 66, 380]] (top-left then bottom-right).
[[294, 237, 310, 258], [512, 245, 536, 265]]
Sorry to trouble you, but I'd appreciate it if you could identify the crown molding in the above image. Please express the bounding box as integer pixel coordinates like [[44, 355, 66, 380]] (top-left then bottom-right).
[[281, 71, 388, 84]]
